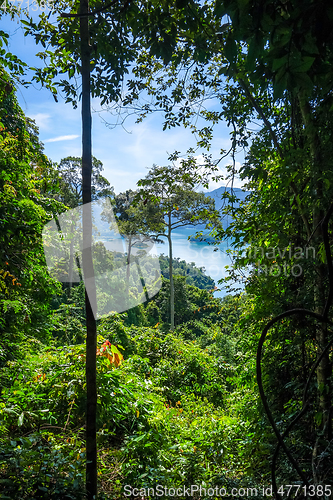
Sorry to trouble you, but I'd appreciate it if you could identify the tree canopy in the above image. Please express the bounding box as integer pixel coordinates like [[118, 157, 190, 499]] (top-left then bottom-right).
[[137, 161, 220, 330], [57, 156, 113, 208]]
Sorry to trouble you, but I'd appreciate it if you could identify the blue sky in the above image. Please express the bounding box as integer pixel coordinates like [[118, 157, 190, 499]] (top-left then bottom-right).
[[3, 12, 246, 195]]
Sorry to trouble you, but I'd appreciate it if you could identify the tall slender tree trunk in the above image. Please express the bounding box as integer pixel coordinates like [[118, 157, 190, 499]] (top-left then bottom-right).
[[126, 235, 132, 286], [80, 0, 97, 497], [167, 212, 174, 330], [299, 94, 332, 476]]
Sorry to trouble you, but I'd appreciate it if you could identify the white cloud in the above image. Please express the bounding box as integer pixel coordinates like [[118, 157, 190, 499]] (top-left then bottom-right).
[[29, 113, 51, 131], [44, 135, 80, 143], [197, 159, 247, 191], [172, 154, 246, 191]]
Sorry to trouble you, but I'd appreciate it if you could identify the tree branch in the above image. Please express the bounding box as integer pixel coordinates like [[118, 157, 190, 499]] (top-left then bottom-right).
[[238, 78, 311, 238]]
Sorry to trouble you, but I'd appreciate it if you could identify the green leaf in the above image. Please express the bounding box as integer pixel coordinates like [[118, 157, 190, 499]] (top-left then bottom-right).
[[292, 56, 315, 73], [214, 0, 226, 17], [292, 72, 313, 90], [246, 38, 259, 71], [272, 55, 288, 72], [225, 35, 238, 64]]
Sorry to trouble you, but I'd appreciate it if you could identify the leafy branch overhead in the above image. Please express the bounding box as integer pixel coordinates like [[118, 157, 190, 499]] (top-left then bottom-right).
[[21, 0, 214, 106]]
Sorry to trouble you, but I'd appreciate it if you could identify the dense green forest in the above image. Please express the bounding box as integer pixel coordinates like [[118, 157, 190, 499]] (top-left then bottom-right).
[[1, 0, 333, 499], [158, 256, 215, 291]]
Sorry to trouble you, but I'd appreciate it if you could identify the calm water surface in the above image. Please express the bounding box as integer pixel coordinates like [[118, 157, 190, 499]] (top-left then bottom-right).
[[153, 227, 235, 298]]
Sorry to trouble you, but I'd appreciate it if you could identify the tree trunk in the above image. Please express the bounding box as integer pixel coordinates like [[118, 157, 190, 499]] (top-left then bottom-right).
[[80, 0, 97, 497], [126, 235, 132, 286], [168, 212, 174, 330], [299, 93, 332, 474]]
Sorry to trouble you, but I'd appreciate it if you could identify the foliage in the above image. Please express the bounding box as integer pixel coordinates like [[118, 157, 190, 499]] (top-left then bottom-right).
[[3, 0, 333, 493], [113, 188, 163, 238], [120, 0, 333, 488], [0, 433, 86, 499], [0, 71, 64, 366], [56, 156, 113, 208], [159, 254, 215, 290], [21, 0, 214, 107], [0, 274, 270, 497], [0, 20, 27, 84], [137, 162, 220, 329]]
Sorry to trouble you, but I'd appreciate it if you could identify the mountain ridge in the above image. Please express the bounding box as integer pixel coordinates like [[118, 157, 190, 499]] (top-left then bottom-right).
[[180, 185, 250, 241]]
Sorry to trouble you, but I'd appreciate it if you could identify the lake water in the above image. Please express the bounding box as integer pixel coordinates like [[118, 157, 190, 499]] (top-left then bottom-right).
[[153, 227, 235, 297], [87, 198, 240, 298]]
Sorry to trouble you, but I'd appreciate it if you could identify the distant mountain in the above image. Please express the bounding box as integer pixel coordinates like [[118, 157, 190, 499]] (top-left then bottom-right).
[[207, 185, 249, 210], [186, 185, 251, 241]]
